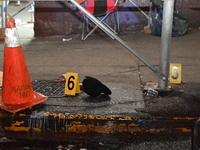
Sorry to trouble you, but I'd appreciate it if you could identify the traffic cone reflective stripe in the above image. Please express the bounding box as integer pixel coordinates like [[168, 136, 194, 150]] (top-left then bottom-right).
[[0, 14, 48, 113]]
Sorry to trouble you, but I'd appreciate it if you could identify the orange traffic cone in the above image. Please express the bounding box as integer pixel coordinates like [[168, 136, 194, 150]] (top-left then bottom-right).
[[0, 14, 48, 113]]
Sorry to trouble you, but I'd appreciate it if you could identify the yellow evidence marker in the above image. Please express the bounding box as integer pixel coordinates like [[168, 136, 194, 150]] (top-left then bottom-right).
[[169, 63, 182, 84], [64, 72, 80, 96]]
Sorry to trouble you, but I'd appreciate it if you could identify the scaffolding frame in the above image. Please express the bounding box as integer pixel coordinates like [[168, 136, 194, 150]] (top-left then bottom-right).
[[1, 0, 175, 91]]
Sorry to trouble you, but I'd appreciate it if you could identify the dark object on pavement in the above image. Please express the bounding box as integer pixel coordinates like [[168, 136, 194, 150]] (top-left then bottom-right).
[[82, 76, 112, 97], [149, 0, 190, 37]]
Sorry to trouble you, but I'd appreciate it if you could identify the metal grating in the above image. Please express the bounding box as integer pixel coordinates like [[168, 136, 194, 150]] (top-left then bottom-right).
[[32, 80, 65, 98]]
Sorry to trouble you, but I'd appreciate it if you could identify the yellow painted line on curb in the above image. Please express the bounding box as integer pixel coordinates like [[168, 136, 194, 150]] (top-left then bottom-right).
[[0, 112, 197, 135]]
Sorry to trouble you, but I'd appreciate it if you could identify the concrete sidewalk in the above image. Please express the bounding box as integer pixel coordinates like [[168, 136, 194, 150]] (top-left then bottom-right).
[[0, 28, 199, 149], [2, 2, 145, 115], [27, 29, 200, 116], [2, 0, 200, 115], [1, 1, 200, 116], [10, 27, 200, 116], [1, 27, 200, 115]]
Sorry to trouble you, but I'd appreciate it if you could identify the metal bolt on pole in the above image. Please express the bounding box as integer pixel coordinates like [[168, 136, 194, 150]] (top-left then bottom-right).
[[159, 0, 174, 91]]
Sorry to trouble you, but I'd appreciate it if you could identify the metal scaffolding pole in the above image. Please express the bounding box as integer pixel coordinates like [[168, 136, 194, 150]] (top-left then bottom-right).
[[127, 0, 149, 19], [70, 0, 167, 83], [159, 0, 174, 90], [12, 1, 33, 17], [1, 0, 7, 29]]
